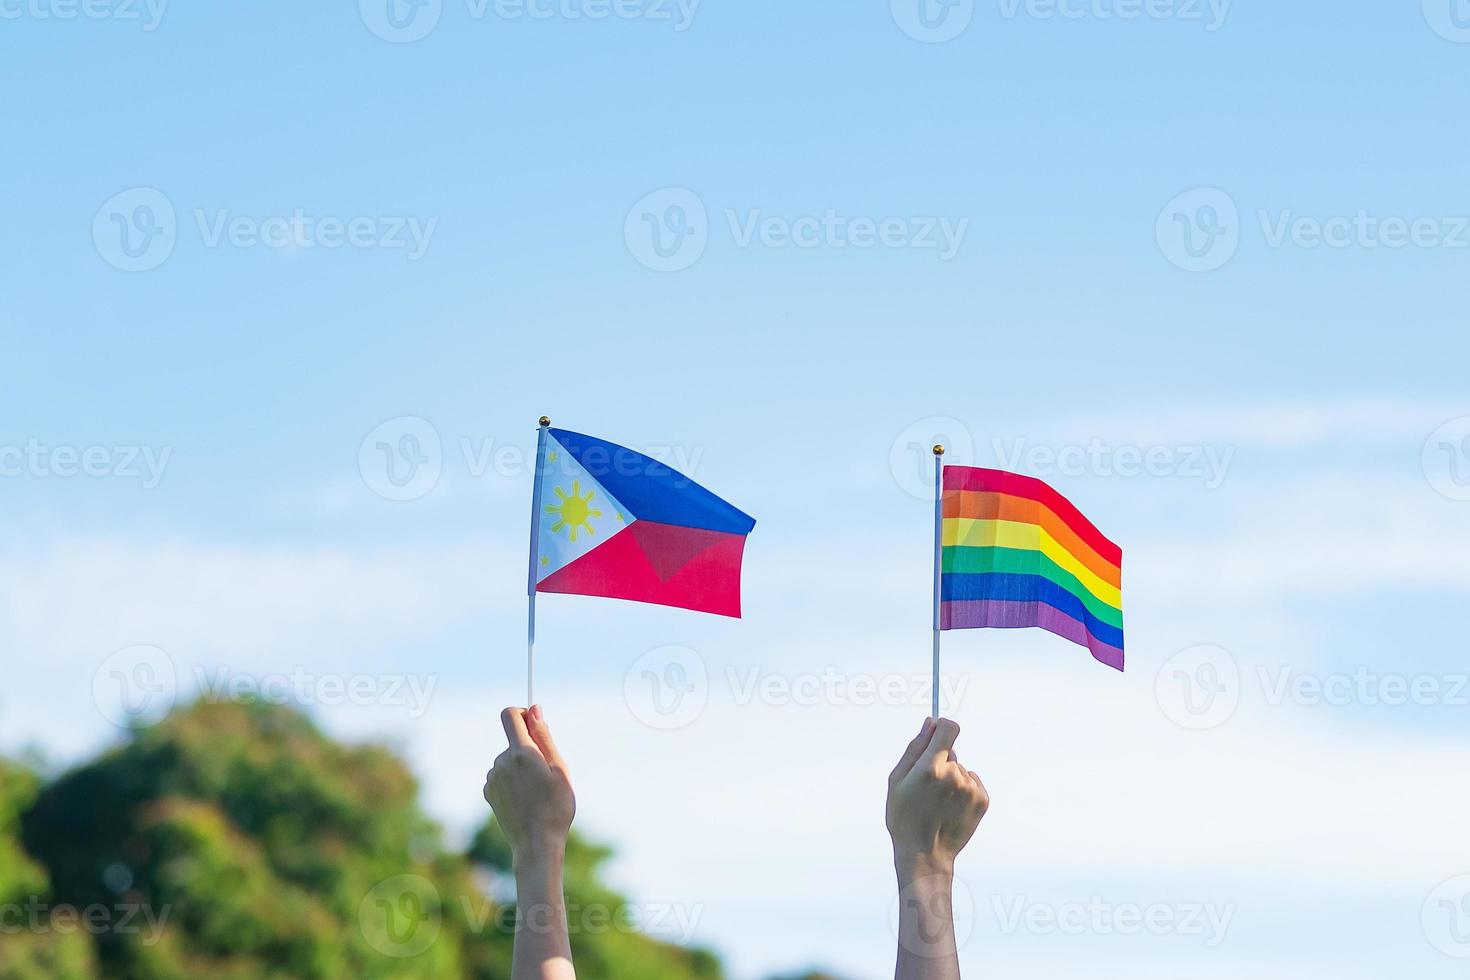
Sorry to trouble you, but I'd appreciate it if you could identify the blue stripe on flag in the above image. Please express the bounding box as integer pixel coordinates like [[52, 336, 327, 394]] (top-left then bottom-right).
[[549, 428, 756, 536], [941, 572, 1124, 648]]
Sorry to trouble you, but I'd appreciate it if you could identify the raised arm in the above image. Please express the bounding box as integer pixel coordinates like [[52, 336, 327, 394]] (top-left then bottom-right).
[[886, 717, 990, 980], [484, 705, 578, 980]]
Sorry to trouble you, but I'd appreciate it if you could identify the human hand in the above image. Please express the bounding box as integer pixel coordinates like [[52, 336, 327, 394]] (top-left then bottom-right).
[[483, 705, 576, 864], [885, 717, 989, 879]]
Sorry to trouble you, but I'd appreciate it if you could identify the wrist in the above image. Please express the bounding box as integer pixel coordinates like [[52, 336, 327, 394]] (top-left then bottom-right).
[[512, 835, 567, 876], [510, 843, 572, 954], [893, 860, 961, 962], [893, 849, 956, 885]]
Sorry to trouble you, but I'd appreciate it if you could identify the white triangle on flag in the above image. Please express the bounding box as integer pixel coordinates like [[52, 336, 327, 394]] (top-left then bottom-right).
[[534, 432, 636, 583]]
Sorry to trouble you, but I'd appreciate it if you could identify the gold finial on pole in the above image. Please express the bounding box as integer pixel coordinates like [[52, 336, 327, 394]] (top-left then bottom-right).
[[539, 416, 551, 428], [933, 444, 945, 456]]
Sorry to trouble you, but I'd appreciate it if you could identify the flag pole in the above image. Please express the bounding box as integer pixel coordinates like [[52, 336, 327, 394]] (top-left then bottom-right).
[[931, 443, 945, 719], [526, 416, 551, 707]]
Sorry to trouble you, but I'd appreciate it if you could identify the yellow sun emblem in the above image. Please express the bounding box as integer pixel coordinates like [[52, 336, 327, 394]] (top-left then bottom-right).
[[546, 481, 603, 542]]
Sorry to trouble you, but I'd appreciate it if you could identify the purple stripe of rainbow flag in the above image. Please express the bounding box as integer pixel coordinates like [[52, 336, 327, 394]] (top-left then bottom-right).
[[940, 466, 1124, 671]]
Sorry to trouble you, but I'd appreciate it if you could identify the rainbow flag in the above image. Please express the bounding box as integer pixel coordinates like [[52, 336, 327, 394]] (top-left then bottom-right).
[[530, 427, 756, 618], [940, 466, 1124, 671]]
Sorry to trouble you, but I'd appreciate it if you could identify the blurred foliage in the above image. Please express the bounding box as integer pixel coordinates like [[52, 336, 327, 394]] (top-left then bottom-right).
[[469, 822, 721, 980], [1, 760, 48, 903], [0, 760, 97, 979], [2, 699, 737, 980]]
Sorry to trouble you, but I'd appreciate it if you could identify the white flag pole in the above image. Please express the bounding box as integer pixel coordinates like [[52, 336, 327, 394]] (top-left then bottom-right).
[[526, 416, 551, 707], [931, 443, 945, 720]]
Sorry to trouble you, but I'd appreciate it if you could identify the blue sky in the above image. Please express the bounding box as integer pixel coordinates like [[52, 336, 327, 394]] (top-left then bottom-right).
[[4, 1, 1470, 977]]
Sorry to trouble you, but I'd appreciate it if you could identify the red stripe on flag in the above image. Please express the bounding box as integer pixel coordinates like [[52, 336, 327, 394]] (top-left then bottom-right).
[[536, 521, 747, 618], [941, 466, 1121, 566]]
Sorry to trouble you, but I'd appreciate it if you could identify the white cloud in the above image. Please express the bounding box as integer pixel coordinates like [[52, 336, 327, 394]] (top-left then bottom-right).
[[0, 536, 521, 669], [349, 653, 1470, 980], [1136, 475, 1470, 600]]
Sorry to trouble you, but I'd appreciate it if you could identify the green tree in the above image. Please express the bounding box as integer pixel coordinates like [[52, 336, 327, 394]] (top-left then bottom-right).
[[0, 759, 97, 980], [16, 700, 724, 980]]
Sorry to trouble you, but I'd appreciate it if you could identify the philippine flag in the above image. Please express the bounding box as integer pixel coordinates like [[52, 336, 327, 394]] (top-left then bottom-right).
[[530, 428, 756, 618]]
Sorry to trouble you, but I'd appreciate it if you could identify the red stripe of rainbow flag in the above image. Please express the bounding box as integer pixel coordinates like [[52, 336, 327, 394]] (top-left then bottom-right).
[[940, 466, 1124, 671]]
